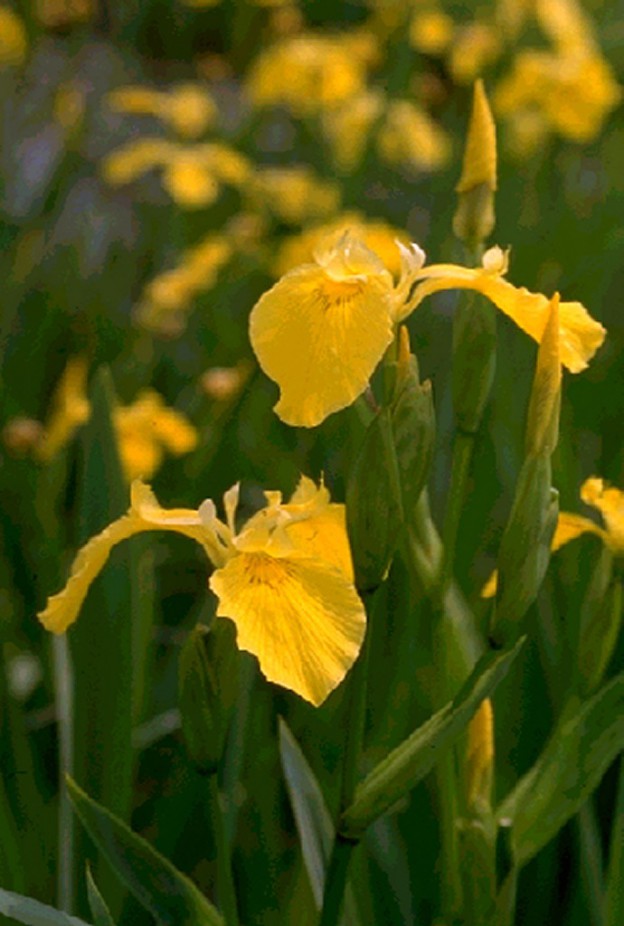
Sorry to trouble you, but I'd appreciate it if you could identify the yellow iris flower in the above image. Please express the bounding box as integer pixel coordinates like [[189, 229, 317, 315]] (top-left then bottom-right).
[[38, 477, 365, 706], [482, 477, 624, 598], [249, 235, 605, 428]]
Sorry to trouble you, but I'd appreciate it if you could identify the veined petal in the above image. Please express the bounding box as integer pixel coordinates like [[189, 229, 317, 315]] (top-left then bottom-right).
[[210, 552, 365, 705], [284, 505, 354, 581], [403, 263, 605, 372], [38, 481, 220, 634], [249, 263, 395, 426]]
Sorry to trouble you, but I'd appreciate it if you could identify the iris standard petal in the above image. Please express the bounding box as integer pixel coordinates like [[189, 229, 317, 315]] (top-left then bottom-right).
[[249, 263, 395, 427]]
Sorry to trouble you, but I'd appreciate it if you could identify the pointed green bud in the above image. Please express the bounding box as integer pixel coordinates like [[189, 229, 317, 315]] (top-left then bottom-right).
[[347, 407, 404, 593], [454, 80, 497, 247], [390, 326, 436, 519], [490, 455, 559, 646], [178, 621, 238, 776]]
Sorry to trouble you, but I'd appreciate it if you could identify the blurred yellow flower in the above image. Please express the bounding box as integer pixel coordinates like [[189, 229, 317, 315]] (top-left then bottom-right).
[[0, 6, 27, 68], [108, 83, 217, 139], [274, 214, 410, 279], [247, 33, 369, 114], [201, 363, 251, 401], [495, 49, 620, 146], [102, 139, 250, 208], [377, 100, 451, 173], [250, 235, 605, 427], [449, 22, 502, 85], [114, 390, 198, 481], [483, 476, 624, 597], [410, 9, 454, 56], [35, 0, 94, 28], [135, 234, 232, 336], [246, 166, 341, 225], [37, 357, 91, 462], [38, 477, 366, 706], [322, 90, 385, 172]]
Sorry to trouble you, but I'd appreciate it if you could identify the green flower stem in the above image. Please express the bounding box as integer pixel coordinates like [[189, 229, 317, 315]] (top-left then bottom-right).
[[605, 757, 624, 925], [209, 774, 240, 926], [319, 589, 378, 926], [52, 633, 75, 914], [440, 429, 476, 593], [318, 836, 357, 926]]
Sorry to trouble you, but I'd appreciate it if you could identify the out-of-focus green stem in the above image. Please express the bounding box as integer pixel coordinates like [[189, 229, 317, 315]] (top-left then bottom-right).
[[53, 634, 75, 914], [318, 836, 356, 926], [440, 430, 476, 592], [209, 775, 240, 926]]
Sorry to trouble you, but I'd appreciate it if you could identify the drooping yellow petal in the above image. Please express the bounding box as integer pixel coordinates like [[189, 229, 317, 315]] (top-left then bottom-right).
[[38, 481, 220, 634], [404, 257, 605, 372], [249, 255, 395, 427], [210, 552, 365, 705], [581, 477, 624, 552]]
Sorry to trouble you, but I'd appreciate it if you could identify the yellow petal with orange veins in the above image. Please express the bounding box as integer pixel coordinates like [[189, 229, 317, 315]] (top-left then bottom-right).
[[285, 505, 354, 581], [249, 264, 395, 427], [38, 482, 218, 634], [210, 552, 365, 705], [407, 264, 605, 372]]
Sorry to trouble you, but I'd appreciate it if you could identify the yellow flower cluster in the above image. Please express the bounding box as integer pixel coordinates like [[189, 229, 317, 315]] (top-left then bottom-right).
[[36, 360, 197, 479], [246, 166, 341, 225], [0, 5, 27, 68], [113, 390, 199, 481], [135, 234, 233, 336], [102, 139, 250, 208], [38, 477, 366, 706], [108, 84, 218, 139], [495, 0, 620, 151], [250, 233, 605, 427], [246, 32, 373, 115]]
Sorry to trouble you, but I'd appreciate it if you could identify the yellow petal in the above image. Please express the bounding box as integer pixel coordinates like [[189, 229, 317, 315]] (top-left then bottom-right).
[[581, 477, 624, 552], [38, 482, 219, 634], [210, 552, 365, 705], [406, 263, 605, 372], [249, 262, 395, 426]]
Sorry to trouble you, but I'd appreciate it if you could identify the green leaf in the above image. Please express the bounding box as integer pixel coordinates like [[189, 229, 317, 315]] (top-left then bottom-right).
[[279, 720, 360, 923], [85, 867, 116, 926], [340, 638, 525, 838], [605, 759, 624, 925], [0, 888, 93, 926], [66, 777, 223, 926], [498, 673, 624, 867]]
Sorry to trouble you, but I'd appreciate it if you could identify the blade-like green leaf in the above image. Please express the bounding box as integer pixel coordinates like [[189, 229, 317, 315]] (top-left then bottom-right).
[[498, 673, 624, 867], [66, 777, 223, 926], [279, 720, 360, 924], [85, 867, 115, 926], [0, 888, 93, 926], [341, 638, 525, 838]]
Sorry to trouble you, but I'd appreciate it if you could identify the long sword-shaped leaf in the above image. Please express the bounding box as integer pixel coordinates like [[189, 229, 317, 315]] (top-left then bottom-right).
[[0, 888, 93, 926], [498, 673, 624, 868], [279, 721, 360, 925], [85, 867, 116, 926], [341, 638, 525, 838], [66, 778, 223, 926]]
